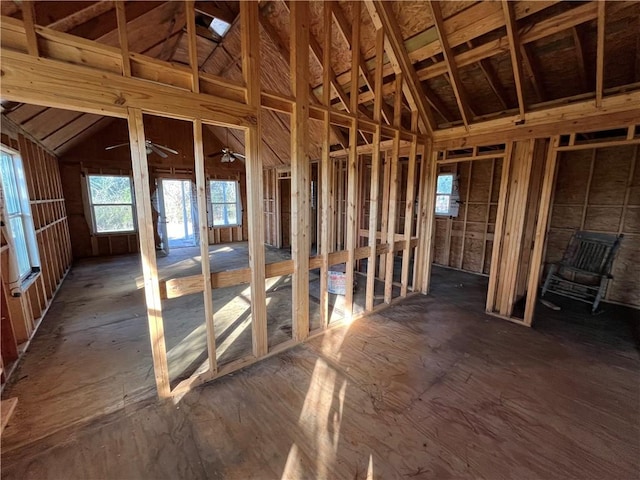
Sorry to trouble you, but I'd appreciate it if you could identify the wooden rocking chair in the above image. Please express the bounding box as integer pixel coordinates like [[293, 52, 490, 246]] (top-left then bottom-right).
[[541, 231, 623, 313]]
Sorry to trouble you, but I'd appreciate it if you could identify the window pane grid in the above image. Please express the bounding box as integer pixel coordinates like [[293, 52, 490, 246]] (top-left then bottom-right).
[[210, 180, 240, 227], [88, 175, 135, 233]]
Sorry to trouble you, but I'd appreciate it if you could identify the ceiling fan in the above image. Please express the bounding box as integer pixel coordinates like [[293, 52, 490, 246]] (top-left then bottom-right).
[[208, 147, 245, 163], [105, 140, 179, 159], [207, 129, 245, 162]]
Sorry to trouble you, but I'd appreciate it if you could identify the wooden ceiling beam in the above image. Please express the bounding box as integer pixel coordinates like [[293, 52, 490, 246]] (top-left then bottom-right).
[[502, 0, 526, 119], [365, 0, 435, 133], [428, 1, 473, 128], [47, 1, 115, 33], [433, 90, 640, 149], [596, 0, 605, 107], [43, 114, 106, 152]]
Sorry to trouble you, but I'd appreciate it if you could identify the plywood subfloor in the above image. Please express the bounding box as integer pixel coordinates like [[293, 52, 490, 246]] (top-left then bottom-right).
[[2, 268, 639, 479]]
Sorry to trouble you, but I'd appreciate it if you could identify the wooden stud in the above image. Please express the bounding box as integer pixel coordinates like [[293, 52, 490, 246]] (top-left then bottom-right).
[[596, 0, 605, 107], [186, 0, 200, 93], [240, 0, 268, 356], [193, 119, 217, 373], [320, 1, 332, 327], [400, 134, 418, 296], [486, 141, 513, 312], [459, 161, 473, 270], [502, 0, 526, 119], [21, 0, 39, 57], [290, 0, 310, 341], [115, 1, 131, 76], [523, 136, 559, 325], [127, 107, 170, 398], [366, 28, 386, 311]]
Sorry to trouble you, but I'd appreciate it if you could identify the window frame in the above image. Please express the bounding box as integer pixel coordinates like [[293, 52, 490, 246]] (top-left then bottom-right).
[[209, 179, 242, 228], [86, 173, 137, 235], [0, 145, 40, 284], [435, 173, 455, 216]]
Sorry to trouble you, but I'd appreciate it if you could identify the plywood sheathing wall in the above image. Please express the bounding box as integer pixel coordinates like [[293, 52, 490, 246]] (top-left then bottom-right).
[[60, 116, 246, 259], [546, 144, 640, 307], [434, 157, 503, 274], [0, 129, 72, 379]]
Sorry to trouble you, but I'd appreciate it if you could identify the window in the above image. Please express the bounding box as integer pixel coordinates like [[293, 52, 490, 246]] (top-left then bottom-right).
[[209, 17, 230, 37], [87, 175, 136, 233], [435, 173, 459, 216], [0, 147, 39, 282], [210, 180, 241, 227]]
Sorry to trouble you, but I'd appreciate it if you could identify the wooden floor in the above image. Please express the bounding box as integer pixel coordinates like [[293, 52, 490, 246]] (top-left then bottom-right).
[[1, 265, 639, 479]]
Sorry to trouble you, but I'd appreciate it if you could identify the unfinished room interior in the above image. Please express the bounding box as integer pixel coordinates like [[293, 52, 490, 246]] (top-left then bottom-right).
[[0, 0, 638, 477]]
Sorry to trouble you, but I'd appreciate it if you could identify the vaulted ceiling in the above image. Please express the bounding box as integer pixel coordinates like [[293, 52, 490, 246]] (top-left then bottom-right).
[[2, 1, 639, 165]]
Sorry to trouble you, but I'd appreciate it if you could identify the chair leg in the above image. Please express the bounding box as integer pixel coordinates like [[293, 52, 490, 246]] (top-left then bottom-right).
[[541, 264, 558, 297], [592, 276, 608, 314]]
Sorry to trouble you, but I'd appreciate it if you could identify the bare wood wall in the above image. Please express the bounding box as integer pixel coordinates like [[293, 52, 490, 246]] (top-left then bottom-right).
[[433, 157, 503, 275], [0, 129, 72, 379], [545, 144, 640, 306], [59, 117, 248, 258]]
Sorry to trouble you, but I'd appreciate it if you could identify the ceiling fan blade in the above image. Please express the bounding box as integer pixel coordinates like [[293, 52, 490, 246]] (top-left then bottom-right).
[[231, 153, 245, 162], [105, 142, 130, 151], [149, 144, 168, 158], [207, 150, 224, 158], [152, 143, 179, 155]]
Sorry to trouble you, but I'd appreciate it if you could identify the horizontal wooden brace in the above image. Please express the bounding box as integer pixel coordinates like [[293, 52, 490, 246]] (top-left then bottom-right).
[[0, 48, 257, 127]]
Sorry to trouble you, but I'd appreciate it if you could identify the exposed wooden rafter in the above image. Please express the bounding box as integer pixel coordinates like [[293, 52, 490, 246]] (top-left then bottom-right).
[[572, 26, 589, 92], [428, 1, 473, 128], [365, 0, 435, 133], [502, 0, 526, 118]]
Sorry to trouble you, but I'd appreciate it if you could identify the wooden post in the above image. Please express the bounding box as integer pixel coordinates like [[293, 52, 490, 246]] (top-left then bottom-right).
[[21, 0, 39, 57], [186, 0, 200, 93], [290, 1, 310, 341], [486, 142, 513, 312], [366, 27, 385, 311], [419, 145, 437, 294], [241, 1, 268, 355], [344, 1, 361, 318], [596, 1, 605, 107], [193, 119, 217, 373], [400, 134, 418, 296], [115, 1, 131, 77], [320, 2, 332, 327], [523, 136, 559, 325], [127, 107, 170, 398]]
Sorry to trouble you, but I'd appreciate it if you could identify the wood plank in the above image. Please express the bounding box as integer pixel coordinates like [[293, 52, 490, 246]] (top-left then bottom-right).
[[400, 134, 418, 296], [0, 48, 257, 127], [127, 107, 170, 398], [193, 119, 216, 374], [21, 1, 38, 56], [290, 1, 310, 342], [524, 136, 559, 325], [240, 0, 268, 357], [596, 1, 605, 108], [185, 1, 200, 93], [115, 0, 131, 76], [47, 1, 115, 33], [320, 2, 332, 327]]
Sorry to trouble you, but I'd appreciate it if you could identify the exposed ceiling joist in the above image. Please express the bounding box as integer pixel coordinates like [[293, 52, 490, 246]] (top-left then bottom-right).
[[47, 1, 115, 33]]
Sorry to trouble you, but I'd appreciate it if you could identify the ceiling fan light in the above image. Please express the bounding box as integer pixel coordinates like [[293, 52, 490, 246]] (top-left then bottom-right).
[[221, 152, 233, 162], [146, 147, 152, 155]]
